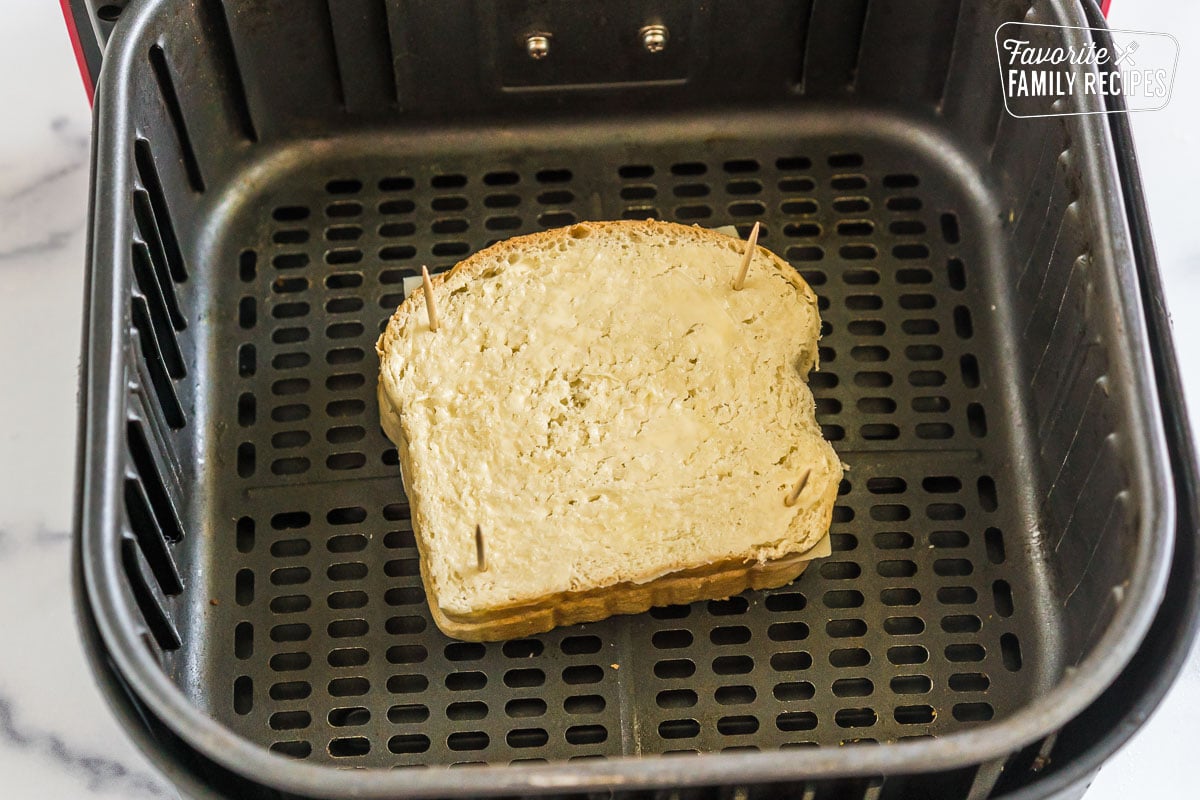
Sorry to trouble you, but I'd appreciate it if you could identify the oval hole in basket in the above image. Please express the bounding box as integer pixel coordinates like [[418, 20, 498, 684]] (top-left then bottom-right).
[[767, 622, 808, 642], [952, 702, 995, 722], [652, 629, 693, 649], [269, 652, 310, 672], [658, 719, 701, 739], [656, 689, 698, 709], [945, 643, 986, 663], [776, 711, 817, 732], [712, 625, 753, 646], [883, 616, 924, 635], [938, 585, 978, 605], [328, 590, 368, 610], [833, 197, 870, 213], [384, 587, 424, 606], [504, 668, 545, 688], [506, 728, 548, 748], [858, 394, 896, 414], [934, 558, 974, 577], [327, 534, 368, 554], [270, 594, 310, 614], [505, 698, 547, 718], [388, 734, 430, 754], [388, 703, 431, 724], [565, 694, 606, 714], [881, 588, 920, 606], [269, 681, 311, 702], [716, 716, 758, 736], [712, 685, 755, 706], [270, 566, 310, 586], [895, 705, 936, 725], [234, 623, 253, 660], [654, 659, 695, 679], [327, 619, 368, 638], [717, 654, 759, 674], [444, 671, 486, 691], [328, 677, 369, 697], [891, 675, 933, 694], [832, 678, 873, 698], [877, 560, 917, 579], [765, 592, 806, 612], [773, 681, 814, 701], [823, 590, 864, 609], [829, 648, 869, 668], [387, 674, 428, 694], [1002, 633, 1023, 671], [887, 645, 928, 665], [444, 642, 484, 662], [501, 639, 542, 659], [563, 665, 604, 684], [941, 614, 982, 634], [327, 562, 367, 581], [561, 635, 602, 654], [834, 708, 877, 728], [873, 532, 913, 550], [327, 452, 367, 471], [328, 737, 371, 758], [269, 623, 310, 643], [328, 647, 370, 668], [779, 177, 815, 192], [269, 710, 311, 731], [826, 619, 867, 638], [385, 615, 426, 635], [949, 673, 990, 692]]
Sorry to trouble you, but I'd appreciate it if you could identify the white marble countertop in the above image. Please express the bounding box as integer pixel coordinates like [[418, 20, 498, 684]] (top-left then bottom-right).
[[0, 1, 1195, 798]]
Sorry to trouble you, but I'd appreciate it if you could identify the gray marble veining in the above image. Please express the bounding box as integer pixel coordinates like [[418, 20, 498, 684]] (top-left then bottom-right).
[[0, 694, 169, 798], [0, 4, 174, 798]]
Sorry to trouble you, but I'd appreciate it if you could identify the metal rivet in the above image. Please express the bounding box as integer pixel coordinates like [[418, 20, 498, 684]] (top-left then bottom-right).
[[640, 24, 669, 54], [525, 33, 551, 60]]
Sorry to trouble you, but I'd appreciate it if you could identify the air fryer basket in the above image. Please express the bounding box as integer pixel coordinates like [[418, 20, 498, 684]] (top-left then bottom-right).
[[78, 0, 1175, 797]]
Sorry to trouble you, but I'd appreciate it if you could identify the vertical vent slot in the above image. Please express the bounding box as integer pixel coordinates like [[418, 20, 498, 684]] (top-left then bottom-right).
[[326, 0, 399, 112], [132, 193, 185, 330], [124, 478, 184, 595], [199, 0, 258, 141], [148, 46, 206, 192], [121, 537, 182, 650], [923, 1, 963, 106], [131, 241, 185, 375], [802, 0, 869, 92], [791, 0, 817, 90], [134, 138, 189, 281], [127, 419, 186, 543], [321, 1, 347, 109], [131, 297, 186, 429], [379, 0, 400, 105]]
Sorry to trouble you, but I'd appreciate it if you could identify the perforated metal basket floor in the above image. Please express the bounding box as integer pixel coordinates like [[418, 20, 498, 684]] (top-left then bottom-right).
[[78, 1, 1175, 797], [192, 136, 1040, 765]]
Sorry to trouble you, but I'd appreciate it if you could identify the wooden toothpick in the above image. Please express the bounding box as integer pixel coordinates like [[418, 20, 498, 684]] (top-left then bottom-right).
[[421, 265, 439, 332], [784, 468, 812, 507], [475, 524, 487, 572], [732, 221, 761, 291]]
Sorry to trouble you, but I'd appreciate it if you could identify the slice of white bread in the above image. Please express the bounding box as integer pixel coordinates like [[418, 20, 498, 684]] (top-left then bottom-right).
[[377, 220, 842, 640]]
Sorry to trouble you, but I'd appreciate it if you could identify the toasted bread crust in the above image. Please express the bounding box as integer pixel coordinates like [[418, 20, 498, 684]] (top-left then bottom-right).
[[377, 220, 840, 641], [378, 380, 835, 641]]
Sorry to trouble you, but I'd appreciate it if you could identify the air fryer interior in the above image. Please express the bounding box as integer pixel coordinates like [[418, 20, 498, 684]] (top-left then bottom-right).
[[95, 0, 1164, 778]]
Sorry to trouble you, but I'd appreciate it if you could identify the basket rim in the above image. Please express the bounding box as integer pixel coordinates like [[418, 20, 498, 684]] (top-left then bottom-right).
[[77, 0, 1177, 795]]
